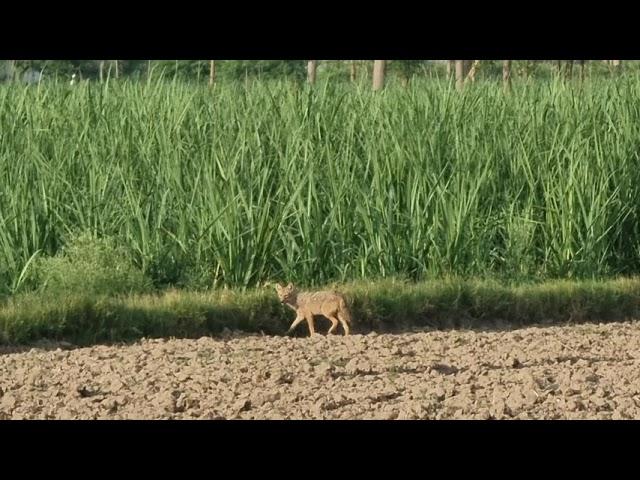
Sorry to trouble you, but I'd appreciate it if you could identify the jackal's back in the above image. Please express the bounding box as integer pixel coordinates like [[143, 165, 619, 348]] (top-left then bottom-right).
[[297, 290, 351, 324]]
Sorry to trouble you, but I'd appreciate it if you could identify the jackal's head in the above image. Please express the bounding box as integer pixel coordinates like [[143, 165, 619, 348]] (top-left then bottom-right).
[[275, 282, 296, 303]]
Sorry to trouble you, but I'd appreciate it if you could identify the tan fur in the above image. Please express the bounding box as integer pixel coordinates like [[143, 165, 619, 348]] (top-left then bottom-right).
[[274, 282, 352, 336]]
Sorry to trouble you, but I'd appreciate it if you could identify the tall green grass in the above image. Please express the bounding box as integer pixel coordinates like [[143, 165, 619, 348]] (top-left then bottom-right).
[[1, 77, 640, 293]]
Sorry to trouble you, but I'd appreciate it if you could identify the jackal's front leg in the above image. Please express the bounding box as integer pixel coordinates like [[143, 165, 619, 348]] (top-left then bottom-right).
[[306, 315, 316, 336], [286, 314, 305, 334]]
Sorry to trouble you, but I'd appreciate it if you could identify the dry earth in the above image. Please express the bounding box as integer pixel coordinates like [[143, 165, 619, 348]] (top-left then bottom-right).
[[2, 321, 640, 419]]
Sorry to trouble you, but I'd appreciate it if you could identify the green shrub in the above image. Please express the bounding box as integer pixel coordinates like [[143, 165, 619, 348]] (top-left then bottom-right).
[[35, 231, 152, 297]]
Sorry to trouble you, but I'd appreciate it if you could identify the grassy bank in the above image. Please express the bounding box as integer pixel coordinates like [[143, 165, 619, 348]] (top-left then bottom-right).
[[2, 277, 640, 346]]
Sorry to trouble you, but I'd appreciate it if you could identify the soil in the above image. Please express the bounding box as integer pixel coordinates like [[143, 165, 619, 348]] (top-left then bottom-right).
[[2, 321, 640, 419]]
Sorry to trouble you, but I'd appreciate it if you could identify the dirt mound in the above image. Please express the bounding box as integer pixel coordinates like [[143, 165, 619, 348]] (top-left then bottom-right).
[[2, 322, 640, 419]]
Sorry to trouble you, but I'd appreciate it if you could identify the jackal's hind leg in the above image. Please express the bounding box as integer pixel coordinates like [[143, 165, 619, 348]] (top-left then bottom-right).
[[337, 313, 350, 335], [326, 315, 339, 335]]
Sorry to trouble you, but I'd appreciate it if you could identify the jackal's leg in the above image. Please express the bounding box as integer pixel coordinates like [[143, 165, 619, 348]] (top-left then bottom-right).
[[326, 315, 339, 335], [287, 314, 305, 334], [337, 313, 350, 335], [305, 315, 316, 335]]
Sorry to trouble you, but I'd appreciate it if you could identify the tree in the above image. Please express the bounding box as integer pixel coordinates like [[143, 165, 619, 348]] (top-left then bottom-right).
[[447, 60, 454, 79], [391, 60, 424, 87], [503, 60, 512, 92], [455, 60, 465, 91], [213, 61, 305, 81], [612, 60, 622, 75], [565, 60, 573, 79], [9, 60, 16, 82], [372, 60, 386, 91], [350, 61, 357, 82], [466, 60, 480, 82], [209, 60, 216, 86], [307, 60, 317, 84]]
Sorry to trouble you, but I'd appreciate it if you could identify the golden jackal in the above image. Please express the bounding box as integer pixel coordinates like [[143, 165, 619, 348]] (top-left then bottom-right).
[[274, 283, 352, 336]]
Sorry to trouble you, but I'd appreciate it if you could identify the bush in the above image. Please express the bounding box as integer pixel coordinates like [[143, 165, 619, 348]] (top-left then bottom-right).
[[35, 231, 153, 297]]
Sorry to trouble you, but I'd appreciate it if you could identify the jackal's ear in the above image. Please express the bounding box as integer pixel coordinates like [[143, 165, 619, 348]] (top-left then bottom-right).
[[286, 282, 293, 290]]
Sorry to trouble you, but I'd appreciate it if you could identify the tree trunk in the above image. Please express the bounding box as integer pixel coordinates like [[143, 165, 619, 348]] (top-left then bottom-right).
[[372, 60, 386, 91], [99, 61, 105, 82], [350, 61, 357, 82], [524, 60, 533, 80], [147, 60, 152, 79], [565, 61, 573, 79], [612, 60, 621, 75], [307, 60, 317, 85], [447, 60, 454, 79], [9, 60, 16, 82], [464, 60, 474, 77], [466, 60, 480, 82], [455, 60, 465, 91], [209, 60, 216, 86], [556, 60, 562, 76], [503, 60, 512, 92], [114, 60, 119, 79]]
